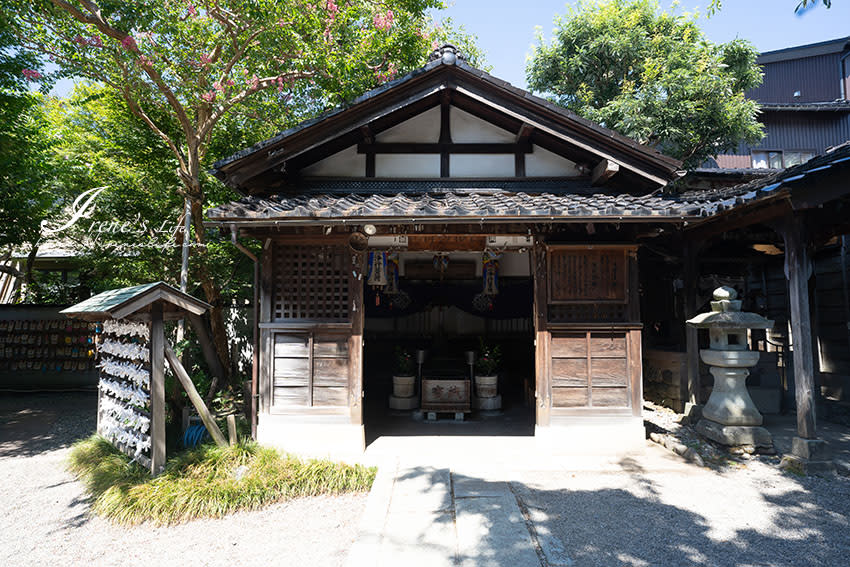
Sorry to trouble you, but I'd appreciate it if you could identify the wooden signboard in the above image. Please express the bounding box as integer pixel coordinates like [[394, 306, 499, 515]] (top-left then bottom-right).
[[407, 235, 486, 252], [547, 246, 631, 304]]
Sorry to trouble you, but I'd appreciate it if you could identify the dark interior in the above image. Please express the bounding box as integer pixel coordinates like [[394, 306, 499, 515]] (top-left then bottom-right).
[[362, 274, 535, 444]]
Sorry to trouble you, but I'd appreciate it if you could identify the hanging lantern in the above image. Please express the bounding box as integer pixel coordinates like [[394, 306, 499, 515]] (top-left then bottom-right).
[[385, 253, 400, 295], [367, 251, 388, 288], [482, 251, 501, 296]]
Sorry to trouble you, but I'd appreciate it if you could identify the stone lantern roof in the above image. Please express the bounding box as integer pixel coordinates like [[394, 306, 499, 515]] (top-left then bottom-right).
[[686, 286, 773, 330]]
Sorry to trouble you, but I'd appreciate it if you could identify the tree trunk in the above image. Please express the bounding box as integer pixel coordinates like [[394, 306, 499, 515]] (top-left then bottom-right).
[[189, 196, 234, 387]]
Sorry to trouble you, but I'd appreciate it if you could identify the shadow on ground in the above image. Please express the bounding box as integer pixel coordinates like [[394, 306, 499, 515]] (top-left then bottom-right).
[[381, 455, 850, 567], [0, 392, 96, 458]]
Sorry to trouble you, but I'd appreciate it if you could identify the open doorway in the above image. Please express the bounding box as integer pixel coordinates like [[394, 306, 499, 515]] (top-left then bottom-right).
[[362, 248, 535, 445]]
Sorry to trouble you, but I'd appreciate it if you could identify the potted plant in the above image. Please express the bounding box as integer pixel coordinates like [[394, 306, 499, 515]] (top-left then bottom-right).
[[475, 339, 501, 398], [392, 346, 416, 398]]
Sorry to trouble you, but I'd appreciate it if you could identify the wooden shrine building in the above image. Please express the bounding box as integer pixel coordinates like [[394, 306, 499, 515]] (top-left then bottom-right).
[[208, 46, 849, 460]]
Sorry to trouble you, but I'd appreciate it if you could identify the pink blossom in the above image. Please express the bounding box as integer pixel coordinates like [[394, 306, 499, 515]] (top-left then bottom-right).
[[137, 55, 153, 68], [73, 34, 86, 46], [22, 68, 41, 81], [249, 74, 259, 90], [121, 35, 138, 52], [199, 53, 212, 65], [201, 91, 216, 103], [373, 10, 394, 32], [326, 0, 339, 14], [226, 78, 235, 86], [212, 81, 224, 92], [187, 4, 197, 17]]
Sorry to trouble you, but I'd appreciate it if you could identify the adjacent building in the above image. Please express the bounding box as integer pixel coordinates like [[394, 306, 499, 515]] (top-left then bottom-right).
[[717, 35, 850, 169]]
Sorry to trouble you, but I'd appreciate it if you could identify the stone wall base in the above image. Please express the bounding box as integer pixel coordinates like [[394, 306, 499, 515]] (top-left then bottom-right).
[[536, 417, 646, 455], [257, 414, 365, 462]]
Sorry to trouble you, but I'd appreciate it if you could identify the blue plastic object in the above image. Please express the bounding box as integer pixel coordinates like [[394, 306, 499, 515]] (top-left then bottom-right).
[[182, 424, 209, 448]]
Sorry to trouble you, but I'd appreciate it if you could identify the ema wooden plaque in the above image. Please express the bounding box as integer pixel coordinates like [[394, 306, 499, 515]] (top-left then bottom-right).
[[548, 247, 629, 303]]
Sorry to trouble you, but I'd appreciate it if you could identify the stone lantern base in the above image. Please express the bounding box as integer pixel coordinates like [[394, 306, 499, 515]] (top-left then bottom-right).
[[696, 419, 772, 449]]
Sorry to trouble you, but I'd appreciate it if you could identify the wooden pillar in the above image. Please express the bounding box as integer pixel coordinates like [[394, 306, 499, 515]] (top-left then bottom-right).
[[259, 240, 273, 415], [684, 240, 701, 409], [150, 302, 166, 475], [779, 214, 818, 440], [532, 240, 551, 426], [349, 250, 365, 426]]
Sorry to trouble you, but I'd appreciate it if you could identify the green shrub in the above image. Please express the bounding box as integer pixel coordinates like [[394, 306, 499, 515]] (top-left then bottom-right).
[[68, 435, 376, 525]]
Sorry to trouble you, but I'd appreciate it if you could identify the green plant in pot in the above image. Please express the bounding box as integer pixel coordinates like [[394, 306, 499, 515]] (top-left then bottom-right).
[[392, 347, 416, 399], [475, 339, 501, 398]]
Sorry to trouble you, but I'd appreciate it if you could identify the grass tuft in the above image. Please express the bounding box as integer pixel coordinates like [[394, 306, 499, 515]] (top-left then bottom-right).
[[68, 435, 376, 525]]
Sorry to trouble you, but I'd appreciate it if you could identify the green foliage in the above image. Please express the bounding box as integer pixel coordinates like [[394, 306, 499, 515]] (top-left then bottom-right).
[[526, 0, 764, 169], [476, 338, 501, 375], [394, 346, 415, 375], [68, 434, 376, 525]]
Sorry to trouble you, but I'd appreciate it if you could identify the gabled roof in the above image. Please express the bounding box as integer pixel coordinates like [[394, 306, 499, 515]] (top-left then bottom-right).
[[757, 35, 850, 65], [61, 282, 211, 322], [212, 46, 682, 194]]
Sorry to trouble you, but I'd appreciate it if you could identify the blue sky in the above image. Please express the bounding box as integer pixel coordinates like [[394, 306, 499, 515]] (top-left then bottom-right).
[[436, 0, 850, 89], [51, 1, 850, 96]]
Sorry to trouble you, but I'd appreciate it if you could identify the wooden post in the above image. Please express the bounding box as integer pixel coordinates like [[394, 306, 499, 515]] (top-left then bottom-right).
[[226, 415, 238, 445], [150, 303, 166, 475], [164, 340, 229, 447], [532, 240, 551, 427], [349, 250, 365, 426], [684, 240, 701, 410], [779, 214, 818, 440]]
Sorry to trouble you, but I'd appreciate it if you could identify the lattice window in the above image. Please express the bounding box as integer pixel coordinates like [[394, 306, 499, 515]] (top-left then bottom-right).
[[548, 303, 628, 323], [274, 245, 350, 321]]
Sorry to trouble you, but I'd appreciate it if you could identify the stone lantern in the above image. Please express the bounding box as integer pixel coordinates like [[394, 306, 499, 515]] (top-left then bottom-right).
[[687, 286, 774, 450]]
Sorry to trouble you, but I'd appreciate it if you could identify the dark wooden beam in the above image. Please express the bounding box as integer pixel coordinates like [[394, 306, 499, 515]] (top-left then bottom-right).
[[440, 91, 451, 177], [686, 197, 791, 241], [356, 142, 533, 154], [516, 123, 534, 143], [591, 159, 620, 186]]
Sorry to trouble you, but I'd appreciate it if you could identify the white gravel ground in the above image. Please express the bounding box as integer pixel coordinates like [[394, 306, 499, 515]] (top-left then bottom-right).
[[0, 393, 367, 567]]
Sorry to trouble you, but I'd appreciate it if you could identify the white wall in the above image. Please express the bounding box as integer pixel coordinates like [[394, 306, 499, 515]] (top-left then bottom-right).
[[301, 145, 364, 177], [376, 106, 440, 143], [526, 145, 580, 177], [300, 106, 580, 179]]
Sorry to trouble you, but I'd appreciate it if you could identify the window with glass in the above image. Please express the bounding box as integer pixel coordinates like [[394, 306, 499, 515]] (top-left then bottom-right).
[[751, 150, 815, 169]]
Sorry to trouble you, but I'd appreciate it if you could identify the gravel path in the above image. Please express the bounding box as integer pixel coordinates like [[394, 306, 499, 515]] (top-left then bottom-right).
[[0, 393, 367, 567]]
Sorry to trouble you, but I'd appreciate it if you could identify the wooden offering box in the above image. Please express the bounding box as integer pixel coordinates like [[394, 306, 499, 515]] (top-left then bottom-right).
[[421, 377, 471, 413]]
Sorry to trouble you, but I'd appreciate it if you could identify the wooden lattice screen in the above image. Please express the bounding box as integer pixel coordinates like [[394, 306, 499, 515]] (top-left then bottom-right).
[[273, 245, 350, 321]]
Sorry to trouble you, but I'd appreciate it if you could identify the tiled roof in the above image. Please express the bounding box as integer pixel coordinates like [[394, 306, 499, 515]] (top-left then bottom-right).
[[208, 142, 850, 225], [208, 190, 709, 223], [676, 141, 850, 213]]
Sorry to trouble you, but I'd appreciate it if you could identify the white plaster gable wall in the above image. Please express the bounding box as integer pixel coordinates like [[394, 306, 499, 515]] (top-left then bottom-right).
[[450, 107, 514, 143], [375, 154, 440, 177], [301, 145, 364, 177], [300, 105, 581, 178], [451, 154, 515, 177], [375, 106, 440, 143], [526, 145, 580, 177]]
